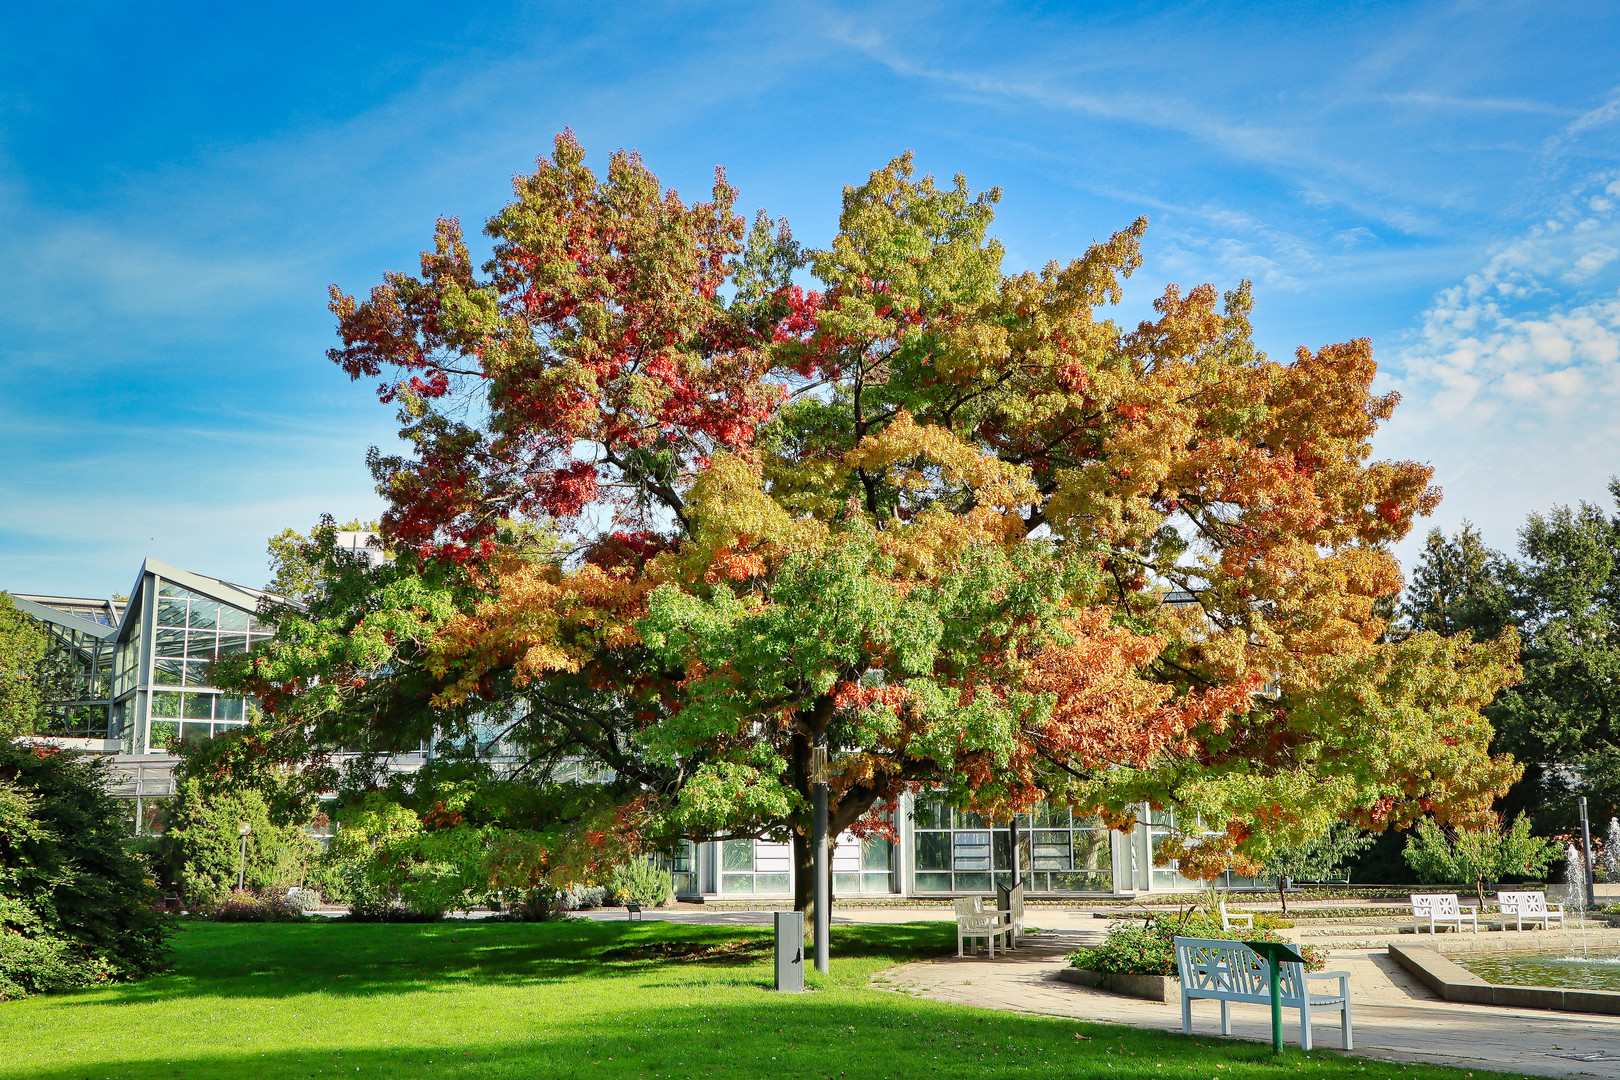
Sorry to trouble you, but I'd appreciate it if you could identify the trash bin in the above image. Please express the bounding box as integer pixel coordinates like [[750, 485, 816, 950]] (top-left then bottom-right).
[[774, 910, 805, 992]]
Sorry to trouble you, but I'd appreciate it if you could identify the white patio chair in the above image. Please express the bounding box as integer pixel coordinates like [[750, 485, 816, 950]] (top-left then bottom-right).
[[954, 897, 1001, 957]]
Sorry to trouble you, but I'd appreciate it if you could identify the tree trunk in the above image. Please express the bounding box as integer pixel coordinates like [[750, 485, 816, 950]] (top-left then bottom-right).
[[1278, 877, 1288, 915], [792, 819, 815, 922]]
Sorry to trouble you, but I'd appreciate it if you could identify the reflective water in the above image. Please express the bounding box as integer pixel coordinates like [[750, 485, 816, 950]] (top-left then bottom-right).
[[1459, 949, 1620, 991]]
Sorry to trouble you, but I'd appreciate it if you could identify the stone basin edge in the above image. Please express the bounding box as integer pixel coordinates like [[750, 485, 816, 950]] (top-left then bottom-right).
[[1389, 942, 1620, 1015]]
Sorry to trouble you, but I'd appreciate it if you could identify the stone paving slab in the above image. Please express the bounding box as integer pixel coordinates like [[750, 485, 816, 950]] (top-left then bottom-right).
[[878, 939, 1620, 1079]]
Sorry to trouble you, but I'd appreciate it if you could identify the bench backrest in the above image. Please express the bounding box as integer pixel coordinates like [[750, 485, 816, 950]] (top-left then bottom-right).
[[953, 897, 982, 918], [1173, 936, 1303, 1002], [1498, 891, 1548, 914], [1005, 883, 1025, 926], [1411, 893, 1461, 917]]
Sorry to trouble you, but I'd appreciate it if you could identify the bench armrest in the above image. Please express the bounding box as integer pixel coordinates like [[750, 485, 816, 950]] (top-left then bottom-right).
[[1305, 970, 1352, 980]]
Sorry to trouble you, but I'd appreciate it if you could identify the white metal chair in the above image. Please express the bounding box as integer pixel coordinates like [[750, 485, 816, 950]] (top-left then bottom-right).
[[1218, 899, 1254, 933], [1496, 890, 1565, 930], [1174, 936, 1353, 1050], [954, 897, 1001, 957], [1410, 894, 1478, 934]]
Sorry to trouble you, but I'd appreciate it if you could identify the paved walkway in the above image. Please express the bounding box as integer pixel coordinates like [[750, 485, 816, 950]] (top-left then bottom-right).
[[580, 904, 1620, 1078], [880, 934, 1620, 1079]]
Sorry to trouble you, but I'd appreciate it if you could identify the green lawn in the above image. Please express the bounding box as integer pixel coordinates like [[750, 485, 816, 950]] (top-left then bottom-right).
[[0, 918, 1478, 1079]]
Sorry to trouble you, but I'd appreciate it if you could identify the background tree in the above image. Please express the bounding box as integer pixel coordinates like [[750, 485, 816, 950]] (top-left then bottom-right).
[[1399, 484, 1620, 829], [1399, 523, 1513, 642], [265, 517, 383, 604], [1256, 823, 1372, 913], [159, 778, 322, 906], [224, 135, 1519, 920], [0, 594, 48, 737], [1402, 813, 1559, 907]]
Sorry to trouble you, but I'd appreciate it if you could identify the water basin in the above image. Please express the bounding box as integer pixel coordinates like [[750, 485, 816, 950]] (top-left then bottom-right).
[[1458, 949, 1620, 992]]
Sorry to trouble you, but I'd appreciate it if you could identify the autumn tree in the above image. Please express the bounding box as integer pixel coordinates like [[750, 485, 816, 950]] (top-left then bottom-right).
[[224, 134, 1518, 915]]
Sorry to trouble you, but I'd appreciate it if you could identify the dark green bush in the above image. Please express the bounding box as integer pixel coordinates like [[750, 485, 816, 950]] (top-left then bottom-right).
[[204, 891, 308, 922], [0, 743, 172, 999], [159, 779, 321, 906], [608, 859, 673, 907]]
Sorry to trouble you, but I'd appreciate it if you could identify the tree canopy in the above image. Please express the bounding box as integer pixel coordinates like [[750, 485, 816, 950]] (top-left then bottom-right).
[[220, 135, 1519, 906]]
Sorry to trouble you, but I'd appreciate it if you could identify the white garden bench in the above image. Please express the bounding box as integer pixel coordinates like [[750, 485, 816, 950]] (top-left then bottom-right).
[[1496, 890, 1565, 931], [954, 897, 1005, 957], [1174, 936, 1353, 1051], [1410, 893, 1478, 934], [1218, 899, 1254, 933]]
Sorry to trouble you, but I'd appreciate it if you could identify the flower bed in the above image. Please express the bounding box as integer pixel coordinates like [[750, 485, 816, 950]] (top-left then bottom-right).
[[1069, 913, 1325, 977]]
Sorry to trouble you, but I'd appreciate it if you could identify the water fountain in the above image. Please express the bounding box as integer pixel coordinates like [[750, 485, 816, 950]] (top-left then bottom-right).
[[1565, 841, 1590, 959]]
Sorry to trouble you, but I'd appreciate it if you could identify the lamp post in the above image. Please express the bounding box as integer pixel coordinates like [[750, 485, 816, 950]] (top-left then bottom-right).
[[237, 822, 252, 892], [811, 732, 830, 974]]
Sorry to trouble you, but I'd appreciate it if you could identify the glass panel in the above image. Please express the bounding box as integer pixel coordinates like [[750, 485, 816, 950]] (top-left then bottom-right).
[[183, 661, 213, 686], [183, 693, 214, 719], [150, 691, 182, 718], [952, 831, 990, 871], [243, 698, 263, 723], [148, 720, 179, 749], [954, 872, 991, 891], [913, 872, 952, 892], [953, 809, 985, 829], [1032, 802, 1072, 828], [755, 873, 789, 894], [217, 633, 248, 656], [1051, 871, 1112, 892], [992, 831, 1012, 871], [185, 632, 217, 660], [216, 696, 244, 721], [720, 874, 754, 894], [158, 583, 190, 598], [153, 660, 182, 685], [187, 602, 219, 630], [179, 721, 212, 744], [217, 606, 250, 632], [1073, 831, 1111, 871], [862, 872, 892, 893], [861, 838, 891, 870], [912, 800, 951, 830], [140, 798, 171, 835], [156, 628, 186, 657], [916, 832, 951, 871], [833, 872, 860, 894], [721, 839, 754, 872], [114, 799, 138, 834], [157, 599, 187, 627]]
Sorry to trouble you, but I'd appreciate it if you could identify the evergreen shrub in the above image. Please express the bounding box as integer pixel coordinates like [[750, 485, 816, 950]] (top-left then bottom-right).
[[0, 743, 172, 999], [608, 859, 673, 907]]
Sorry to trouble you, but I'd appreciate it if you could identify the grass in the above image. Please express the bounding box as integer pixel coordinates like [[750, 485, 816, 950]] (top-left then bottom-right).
[[0, 918, 1490, 1079]]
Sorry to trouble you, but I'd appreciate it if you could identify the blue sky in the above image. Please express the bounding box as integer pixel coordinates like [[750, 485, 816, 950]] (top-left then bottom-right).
[[3, 1, 1618, 596]]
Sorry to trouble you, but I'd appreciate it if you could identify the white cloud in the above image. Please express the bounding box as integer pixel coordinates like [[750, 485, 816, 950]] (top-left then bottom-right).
[[1379, 168, 1620, 558]]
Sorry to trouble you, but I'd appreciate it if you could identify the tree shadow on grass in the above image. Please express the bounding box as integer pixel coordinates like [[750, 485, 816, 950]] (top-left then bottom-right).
[[75, 920, 958, 1005]]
